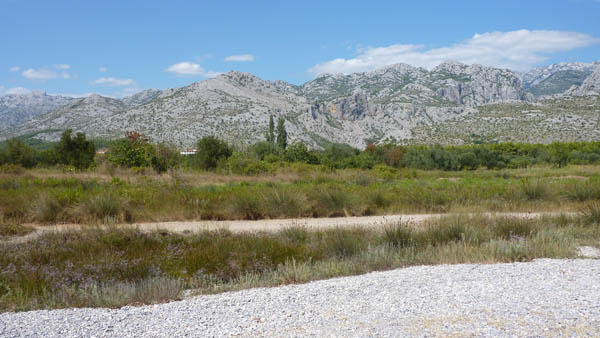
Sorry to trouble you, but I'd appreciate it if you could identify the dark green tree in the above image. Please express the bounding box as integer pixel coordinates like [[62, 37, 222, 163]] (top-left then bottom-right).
[[276, 116, 287, 150], [151, 143, 182, 174], [265, 114, 275, 143], [191, 136, 233, 170], [54, 129, 96, 169], [0, 138, 38, 168]]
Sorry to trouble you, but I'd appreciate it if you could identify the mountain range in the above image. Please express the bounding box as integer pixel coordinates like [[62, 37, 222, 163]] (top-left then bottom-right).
[[1, 60, 599, 148]]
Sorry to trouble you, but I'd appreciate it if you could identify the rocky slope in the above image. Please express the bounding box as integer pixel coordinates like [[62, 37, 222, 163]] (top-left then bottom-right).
[[522, 61, 599, 97], [2, 60, 600, 147], [0, 91, 75, 130], [566, 65, 600, 96]]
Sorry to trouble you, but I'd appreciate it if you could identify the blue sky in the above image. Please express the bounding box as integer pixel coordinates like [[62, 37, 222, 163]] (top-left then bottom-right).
[[1, 0, 599, 97]]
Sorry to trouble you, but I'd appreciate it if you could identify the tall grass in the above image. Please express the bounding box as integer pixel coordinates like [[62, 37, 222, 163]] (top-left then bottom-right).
[[1, 214, 596, 312], [0, 166, 597, 225]]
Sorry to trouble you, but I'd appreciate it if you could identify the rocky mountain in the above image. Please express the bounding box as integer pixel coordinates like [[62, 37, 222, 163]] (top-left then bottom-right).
[[0, 91, 75, 130], [2, 60, 600, 148], [566, 65, 600, 96], [121, 89, 163, 107], [522, 61, 599, 97]]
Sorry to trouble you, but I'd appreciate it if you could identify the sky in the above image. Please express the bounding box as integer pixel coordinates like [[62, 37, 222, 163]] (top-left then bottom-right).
[[1, 0, 599, 98]]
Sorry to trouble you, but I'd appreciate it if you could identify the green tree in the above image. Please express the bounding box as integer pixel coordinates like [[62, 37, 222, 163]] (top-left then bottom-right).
[[191, 136, 233, 170], [55, 129, 96, 169], [106, 137, 155, 168], [283, 143, 319, 164], [276, 116, 287, 150], [265, 114, 275, 143], [0, 138, 38, 168], [151, 143, 182, 174]]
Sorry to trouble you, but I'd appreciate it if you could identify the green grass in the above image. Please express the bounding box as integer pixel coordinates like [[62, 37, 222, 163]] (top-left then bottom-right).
[[1, 214, 597, 312], [0, 166, 598, 224]]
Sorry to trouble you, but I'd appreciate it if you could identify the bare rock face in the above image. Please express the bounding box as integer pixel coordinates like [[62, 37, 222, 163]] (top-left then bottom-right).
[[568, 66, 600, 96], [429, 62, 525, 106]]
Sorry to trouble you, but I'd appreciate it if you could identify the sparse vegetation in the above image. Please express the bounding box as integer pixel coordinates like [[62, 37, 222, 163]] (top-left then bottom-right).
[[1, 214, 596, 312]]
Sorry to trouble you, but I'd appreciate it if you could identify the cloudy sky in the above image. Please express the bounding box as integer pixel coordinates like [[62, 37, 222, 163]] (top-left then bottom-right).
[[1, 0, 599, 97]]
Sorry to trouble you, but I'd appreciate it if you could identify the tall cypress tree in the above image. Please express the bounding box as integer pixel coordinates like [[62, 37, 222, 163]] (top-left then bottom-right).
[[276, 116, 288, 150], [266, 114, 275, 143]]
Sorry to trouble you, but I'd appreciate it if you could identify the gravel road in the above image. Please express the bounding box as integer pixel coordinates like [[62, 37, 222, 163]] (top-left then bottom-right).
[[2, 258, 599, 337], [12, 212, 569, 244]]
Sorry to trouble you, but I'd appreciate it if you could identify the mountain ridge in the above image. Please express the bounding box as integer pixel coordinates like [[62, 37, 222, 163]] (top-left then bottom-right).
[[2, 60, 599, 148]]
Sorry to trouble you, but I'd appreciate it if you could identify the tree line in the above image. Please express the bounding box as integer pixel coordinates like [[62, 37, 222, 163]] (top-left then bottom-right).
[[2, 117, 600, 172]]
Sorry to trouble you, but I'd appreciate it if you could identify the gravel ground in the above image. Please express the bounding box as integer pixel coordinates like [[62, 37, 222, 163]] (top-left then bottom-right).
[[1, 259, 599, 337], [13, 212, 569, 244]]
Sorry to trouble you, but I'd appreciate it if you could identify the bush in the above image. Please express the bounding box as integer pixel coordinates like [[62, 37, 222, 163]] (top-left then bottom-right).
[[520, 178, 550, 201], [228, 191, 263, 220], [382, 223, 415, 248], [493, 218, 536, 239], [151, 144, 182, 174], [191, 136, 232, 170], [106, 138, 155, 168], [80, 193, 131, 223], [227, 152, 271, 175], [54, 129, 96, 169], [0, 163, 24, 175], [0, 138, 38, 168], [283, 143, 319, 164], [580, 202, 600, 225], [565, 181, 600, 201], [262, 188, 307, 218]]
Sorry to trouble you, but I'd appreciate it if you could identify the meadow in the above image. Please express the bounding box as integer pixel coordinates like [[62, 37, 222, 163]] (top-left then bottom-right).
[[0, 163, 599, 312]]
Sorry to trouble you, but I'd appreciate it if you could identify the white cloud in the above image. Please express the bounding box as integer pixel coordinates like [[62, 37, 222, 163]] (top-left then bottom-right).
[[22, 67, 72, 80], [54, 64, 70, 70], [22, 68, 58, 80], [9, 66, 20, 72], [99, 67, 108, 73], [224, 54, 255, 62], [91, 77, 135, 86], [309, 29, 600, 75], [0, 86, 30, 96], [165, 61, 221, 77]]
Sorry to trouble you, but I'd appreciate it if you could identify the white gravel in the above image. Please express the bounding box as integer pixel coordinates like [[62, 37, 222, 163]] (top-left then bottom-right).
[[1, 259, 599, 337]]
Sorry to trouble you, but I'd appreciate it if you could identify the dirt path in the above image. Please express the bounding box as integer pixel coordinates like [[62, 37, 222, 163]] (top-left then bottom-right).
[[3, 212, 572, 244]]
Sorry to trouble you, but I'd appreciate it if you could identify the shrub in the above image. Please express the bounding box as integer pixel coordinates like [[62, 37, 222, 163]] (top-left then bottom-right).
[[0, 163, 24, 175], [283, 143, 319, 164], [310, 186, 355, 217], [106, 138, 155, 168], [520, 178, 549, 201], [228, 191, 263, 220], [54, 129, 96, 169], [191, 136, 232, 170], [80, 193, 131, 222], [30, 194, 63, 223], [0, 138, 38, 168], [262, 188, 307, 218], [580, 202, 600, 225], [322, 227, 367, 258], [493, 218, 536, 239], [565, 181, 600, 202], [382, 223, 415, 248], [151, 144, 182, 174]]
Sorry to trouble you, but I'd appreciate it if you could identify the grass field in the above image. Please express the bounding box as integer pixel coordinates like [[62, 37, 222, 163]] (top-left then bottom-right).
[[1, 165, 599, 225], [1, 165, 599, 312]]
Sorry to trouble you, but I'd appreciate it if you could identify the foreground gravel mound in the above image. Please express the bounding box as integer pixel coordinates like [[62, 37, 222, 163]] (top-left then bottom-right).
[[2, 259, 599, 337]]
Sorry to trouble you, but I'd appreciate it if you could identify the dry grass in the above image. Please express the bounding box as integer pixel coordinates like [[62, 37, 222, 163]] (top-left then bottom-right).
[[1, 214, 597, 312]]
